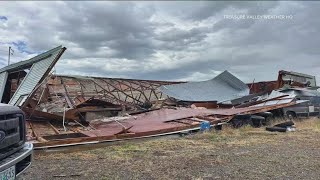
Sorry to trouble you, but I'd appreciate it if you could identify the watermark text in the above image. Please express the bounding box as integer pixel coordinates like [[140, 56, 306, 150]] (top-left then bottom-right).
[[224, 14, 293, 20]]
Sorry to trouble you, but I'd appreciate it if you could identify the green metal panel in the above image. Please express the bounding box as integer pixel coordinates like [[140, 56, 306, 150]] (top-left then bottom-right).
[[9, 47, 64, 106], [0, 46, 62, 73], [0, 72, 8, 102]]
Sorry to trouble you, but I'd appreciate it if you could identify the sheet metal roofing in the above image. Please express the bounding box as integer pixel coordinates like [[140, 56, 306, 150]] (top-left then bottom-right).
[[280, 88, 320, 96], [0, 46, 62, 73], [159, 70, 249, 102], [253, 90, 296, 107]]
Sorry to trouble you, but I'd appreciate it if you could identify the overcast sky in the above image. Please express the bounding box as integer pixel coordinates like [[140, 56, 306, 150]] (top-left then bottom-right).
[[0, 1, 319, 83]]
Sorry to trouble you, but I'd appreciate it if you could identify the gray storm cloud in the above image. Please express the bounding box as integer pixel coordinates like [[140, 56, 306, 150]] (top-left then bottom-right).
[[0, 1, 319, 83]]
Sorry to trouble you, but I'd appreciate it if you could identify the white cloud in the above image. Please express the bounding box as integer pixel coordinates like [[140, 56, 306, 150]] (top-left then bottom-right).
[[0, 1, 319, 83]]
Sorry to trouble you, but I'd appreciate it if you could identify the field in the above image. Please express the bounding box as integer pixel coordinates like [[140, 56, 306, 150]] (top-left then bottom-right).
[[20, 117, 320, 180]]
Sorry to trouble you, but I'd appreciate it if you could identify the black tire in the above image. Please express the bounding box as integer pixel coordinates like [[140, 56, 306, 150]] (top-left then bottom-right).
[[262, 117, 272, 126], [230, 119, 244, 128], [251, 115, 265, 128], [266, 127, 287, 132], [251, 119, 262, 128], [274, 121, 294, 128], [214, 125, 222, 131]]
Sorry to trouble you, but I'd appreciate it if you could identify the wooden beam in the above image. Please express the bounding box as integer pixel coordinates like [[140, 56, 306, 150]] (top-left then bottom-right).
[[47, 121, 60, 135], [28, 121, 48, 143]]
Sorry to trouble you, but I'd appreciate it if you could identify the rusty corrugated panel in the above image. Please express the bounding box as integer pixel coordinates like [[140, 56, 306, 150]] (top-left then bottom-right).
[[247, 81, 278, 94]]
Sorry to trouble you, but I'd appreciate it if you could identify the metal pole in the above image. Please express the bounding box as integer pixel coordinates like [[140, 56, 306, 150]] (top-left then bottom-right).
[[8, 46, 11, 65], [63, 106, 67, 131]]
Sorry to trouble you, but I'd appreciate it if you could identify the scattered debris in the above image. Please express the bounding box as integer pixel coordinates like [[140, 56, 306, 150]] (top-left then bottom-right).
[[0, 46, 318, 148]]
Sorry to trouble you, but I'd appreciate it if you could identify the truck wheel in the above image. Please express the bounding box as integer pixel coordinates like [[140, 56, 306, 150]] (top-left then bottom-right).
[[262, 117, 272, 126], [251, 119, 262, 128], [230, 119, 244, 128]]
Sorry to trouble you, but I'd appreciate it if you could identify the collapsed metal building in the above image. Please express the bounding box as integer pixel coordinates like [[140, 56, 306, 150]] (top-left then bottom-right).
[[0, 46, 314, 149]]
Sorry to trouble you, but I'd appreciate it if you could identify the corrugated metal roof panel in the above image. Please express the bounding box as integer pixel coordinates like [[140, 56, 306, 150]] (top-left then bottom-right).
[[159, 70, 249, 102], [9, 47, 64, 106], [280, 88, 320, 96], [0, 46, 62, 73], [0, 72, 8, 102], [257, 90, 290, 101], [251, 90, 296, 107]]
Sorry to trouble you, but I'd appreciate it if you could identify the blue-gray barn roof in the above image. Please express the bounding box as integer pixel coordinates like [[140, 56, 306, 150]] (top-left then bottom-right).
[[159, 70, 249, 102]]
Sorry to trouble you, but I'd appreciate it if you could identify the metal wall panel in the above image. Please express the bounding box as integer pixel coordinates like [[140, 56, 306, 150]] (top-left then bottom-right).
[[0, 72, 8, 102], [9, 49, 61, 106]]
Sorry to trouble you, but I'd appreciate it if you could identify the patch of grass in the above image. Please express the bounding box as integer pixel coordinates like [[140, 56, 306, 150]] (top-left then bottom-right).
[[315, 121, 320, 131], [111, 143, 146, 152], [205, 132, 229, 142], [189, 123, 283, 147], [190, 125, 255, 145], [36, 151, 97, 160], [89, 142, 149, 160], [294, 117, 320, 131], [238, 125, 255, 135]]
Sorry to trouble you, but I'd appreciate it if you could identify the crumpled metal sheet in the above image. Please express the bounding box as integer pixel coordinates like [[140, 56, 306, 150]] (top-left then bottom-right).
[[159, 70, 249, 102], [251, 90, 295, 107]]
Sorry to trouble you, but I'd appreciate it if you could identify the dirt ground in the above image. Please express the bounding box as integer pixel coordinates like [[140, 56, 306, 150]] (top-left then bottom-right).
[[19, 117, 320, 180]]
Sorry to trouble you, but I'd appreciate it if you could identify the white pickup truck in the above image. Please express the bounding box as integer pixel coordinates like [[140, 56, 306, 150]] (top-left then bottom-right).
[[0, 103, 33, 180]]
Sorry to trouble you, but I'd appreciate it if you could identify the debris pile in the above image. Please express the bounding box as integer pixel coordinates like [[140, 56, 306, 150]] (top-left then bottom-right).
[[0, 46, 318, 149]]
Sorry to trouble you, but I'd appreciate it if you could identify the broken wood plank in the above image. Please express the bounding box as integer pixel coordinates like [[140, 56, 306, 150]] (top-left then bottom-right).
[[47, 121, 60, 135], [28, 121, 48, 143], [22, 107, 68, 121]]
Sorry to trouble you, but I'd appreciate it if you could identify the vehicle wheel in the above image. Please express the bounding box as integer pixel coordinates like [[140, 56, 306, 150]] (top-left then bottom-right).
[[214, 125, 222, 131], [251, 115, 265, 128], [230, 119, 244, 128], [251, 119, 262, 128], [262, 117, 272, 126], [286, 111, 297, 119]]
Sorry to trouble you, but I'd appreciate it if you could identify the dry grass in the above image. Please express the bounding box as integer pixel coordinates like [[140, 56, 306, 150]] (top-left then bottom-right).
[[36, 151, 98, 160], [293, 117, 320, 131], [23, 117, 320, 180]]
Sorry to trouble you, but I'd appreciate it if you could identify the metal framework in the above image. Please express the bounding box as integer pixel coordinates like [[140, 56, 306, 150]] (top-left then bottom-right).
[[44, 75, 182, 109]]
